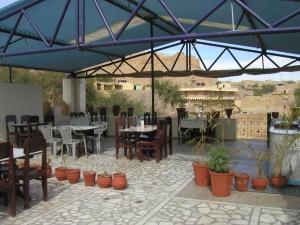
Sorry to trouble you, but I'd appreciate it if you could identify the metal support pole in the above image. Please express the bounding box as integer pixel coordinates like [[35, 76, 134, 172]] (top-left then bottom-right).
[[9, 66, 12, 83], [150, 20, 155, 120]]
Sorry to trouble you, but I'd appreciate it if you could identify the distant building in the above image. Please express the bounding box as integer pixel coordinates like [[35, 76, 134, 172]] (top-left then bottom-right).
[[179, 83, 239, 113]]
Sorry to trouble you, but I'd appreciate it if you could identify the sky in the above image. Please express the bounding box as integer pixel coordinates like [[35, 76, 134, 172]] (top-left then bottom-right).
[[1, 0, 300, 82]]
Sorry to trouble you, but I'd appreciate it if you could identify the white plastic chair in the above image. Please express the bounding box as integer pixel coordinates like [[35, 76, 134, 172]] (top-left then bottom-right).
[[58, 126, 87, 160], [86, 121, 108, 154], [39, 125, 62, 157]]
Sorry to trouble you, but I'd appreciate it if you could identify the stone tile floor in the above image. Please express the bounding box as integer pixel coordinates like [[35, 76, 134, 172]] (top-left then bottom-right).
[[0, 139, 300, 225]]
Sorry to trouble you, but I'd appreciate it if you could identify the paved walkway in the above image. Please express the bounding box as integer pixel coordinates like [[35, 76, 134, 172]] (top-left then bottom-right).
[[0, 150, 300, 225]]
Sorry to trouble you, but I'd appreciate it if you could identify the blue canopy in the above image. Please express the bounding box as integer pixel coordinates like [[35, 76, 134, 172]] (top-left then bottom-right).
[[0, 0, 300, 74]]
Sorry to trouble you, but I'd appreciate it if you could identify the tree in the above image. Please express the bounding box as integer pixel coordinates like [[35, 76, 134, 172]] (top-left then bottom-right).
[[154, 79, 185, 107]]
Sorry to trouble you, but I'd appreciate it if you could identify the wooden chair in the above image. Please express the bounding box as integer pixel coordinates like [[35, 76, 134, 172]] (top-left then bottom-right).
[[5, 115, 18, 145], [16, 137, 47, 209], [164, 116, 173, 156], [18, 116, 39, 147], [137, 120, 165, 163], [0, 142, 16, 217], [144, 112, 157, 125], [115, 117, 134, 159]]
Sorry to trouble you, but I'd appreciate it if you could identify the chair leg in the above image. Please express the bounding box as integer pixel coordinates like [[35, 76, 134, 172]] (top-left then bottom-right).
[[72, 143, 76, 160], [96, 137, 101, 154], [164, 142, 167, 158], [128, 145, 133, 161], [156, 147, 160, 163], [169, 140, 172, 155], [116, 145, 119, 159], [10, 186, 16, 217], [42, 174, 47, 202], [53, 142, 57, 157], [83, 138, 88, 157], [23, 178, 30, 209]]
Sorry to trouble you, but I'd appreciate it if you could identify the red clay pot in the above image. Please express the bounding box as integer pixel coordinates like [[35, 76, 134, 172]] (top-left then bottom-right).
[[66, 169, 80, 184], [112, 173, 127, 190], [252, 176, 268, 190], [47, 166, 52, 178], [193, 161, 209, 186], [271, 176, 287, 188], [234, 172, 250, 191], [83, 171, 96, 186], [97, 173, 112, 188], [55, 167, 67, 181], [209, 170, 233, 197]]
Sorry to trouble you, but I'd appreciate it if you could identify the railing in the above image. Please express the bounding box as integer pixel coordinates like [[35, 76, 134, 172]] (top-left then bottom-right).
[[235, 113, 267, 139]]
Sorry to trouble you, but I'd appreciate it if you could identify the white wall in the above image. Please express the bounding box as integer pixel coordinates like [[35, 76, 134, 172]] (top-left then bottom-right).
[[0, 83, 43, 141]]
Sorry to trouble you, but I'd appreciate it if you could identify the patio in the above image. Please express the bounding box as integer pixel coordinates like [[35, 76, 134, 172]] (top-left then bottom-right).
[[1, 138, 300, 225]]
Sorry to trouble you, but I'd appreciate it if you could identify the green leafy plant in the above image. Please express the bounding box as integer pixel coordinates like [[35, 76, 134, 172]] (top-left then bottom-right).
[[273, 112, 300, 177], [208, 146, 230, 173], [252, 150, 269, 177]]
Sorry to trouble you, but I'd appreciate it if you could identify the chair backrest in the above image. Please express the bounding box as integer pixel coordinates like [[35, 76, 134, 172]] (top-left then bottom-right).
[[91, 121, 108, 135], [144, 112, 157, 125], [58, 127, 74, 145], [23, 138, 47, 174], [164, 116, 172, 140], [21, 115, 30, 124], [127, 117, 136, 128], [39, 125, 54, 142], [156, 120, 166, 143], [99, 107, 107, 122], [30, 115, 40, 123], [5, 115, 17, 133], [128, 107, 134, 117]]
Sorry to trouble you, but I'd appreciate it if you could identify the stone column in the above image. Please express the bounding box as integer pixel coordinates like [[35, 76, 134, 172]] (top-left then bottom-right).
[[63, 78, 86, 112]]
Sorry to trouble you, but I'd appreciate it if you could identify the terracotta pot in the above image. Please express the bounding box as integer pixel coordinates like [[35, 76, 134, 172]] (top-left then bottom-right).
[[271, 112, 279, 119], [251, 176, 268, 190], [55, 167, 67, 181], [97, 173, 112, 188], [193, 161, 209, 186], [47, 166, 52, 178], [83, 171, 96, 186], [112, 173, 127, 190], [66, 169, 81, 184], [234, 172, 250, 191], [209, 170, 232, 197], [225, 108, 233, 119], [271, 176, 287, 188]]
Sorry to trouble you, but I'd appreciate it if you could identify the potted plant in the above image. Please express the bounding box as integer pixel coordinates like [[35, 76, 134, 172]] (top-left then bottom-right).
[[251, 150, 269, 190], [97, 172, 112, 188], [112, 172, 127, 190], [55, 155, 68, 181], [233, 172, 250, 191], [208, 146, 232, 197], [83, 170, 96, 186], [271, 113, 299, 188]]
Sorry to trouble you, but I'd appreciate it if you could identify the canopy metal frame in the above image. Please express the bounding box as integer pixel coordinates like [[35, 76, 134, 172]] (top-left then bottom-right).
[[1, 0, 300, 116], [0, 0, 300, 69]]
